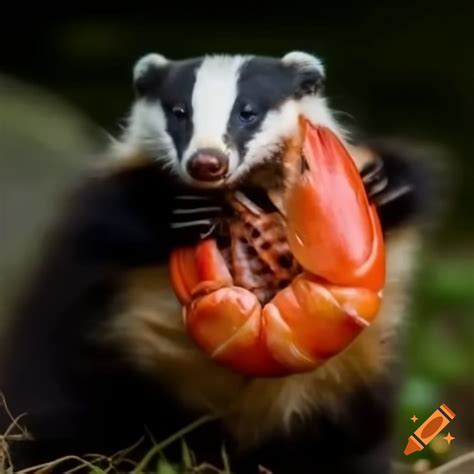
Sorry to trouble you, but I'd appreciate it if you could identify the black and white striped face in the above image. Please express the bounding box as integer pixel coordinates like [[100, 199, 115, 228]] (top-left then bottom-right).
[[122, 51, 342, 189]]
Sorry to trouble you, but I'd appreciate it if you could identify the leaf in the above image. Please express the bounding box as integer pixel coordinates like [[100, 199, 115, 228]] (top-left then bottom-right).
[[181, 439, 193, 469], [90, 467, 107, 474], [156, 458, 179, 474]]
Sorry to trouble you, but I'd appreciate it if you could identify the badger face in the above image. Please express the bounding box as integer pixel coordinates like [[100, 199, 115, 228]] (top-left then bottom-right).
[[122, 51, 344, 189]]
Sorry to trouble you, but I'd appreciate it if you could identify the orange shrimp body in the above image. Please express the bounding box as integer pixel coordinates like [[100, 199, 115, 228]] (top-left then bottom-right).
[[169, 118, 385, 377]]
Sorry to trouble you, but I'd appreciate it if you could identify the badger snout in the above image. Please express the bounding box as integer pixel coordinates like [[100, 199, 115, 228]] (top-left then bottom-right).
[[186, 148, 229, 182]]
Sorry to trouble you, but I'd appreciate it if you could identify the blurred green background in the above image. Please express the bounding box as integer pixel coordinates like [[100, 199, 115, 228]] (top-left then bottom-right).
[[1, 6, 473, 472]]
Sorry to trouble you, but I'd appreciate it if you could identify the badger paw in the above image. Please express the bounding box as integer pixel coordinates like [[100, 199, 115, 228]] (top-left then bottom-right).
[[360, 156, 416, 231], [170, 194, 226, 246]]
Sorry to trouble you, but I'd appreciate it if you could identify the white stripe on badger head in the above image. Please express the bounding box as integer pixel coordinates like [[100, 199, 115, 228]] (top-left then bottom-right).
[[182, 55, 250, 174]]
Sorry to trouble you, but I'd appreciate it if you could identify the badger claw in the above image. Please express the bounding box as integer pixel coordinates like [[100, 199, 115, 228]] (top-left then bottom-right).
[[360, 158, 414, 211], [361, 158, 389, 199], [170, 194, 225, 245]]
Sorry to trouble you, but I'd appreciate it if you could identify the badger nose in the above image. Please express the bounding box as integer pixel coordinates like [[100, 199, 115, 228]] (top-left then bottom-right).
[[186, 149, 228, 182]]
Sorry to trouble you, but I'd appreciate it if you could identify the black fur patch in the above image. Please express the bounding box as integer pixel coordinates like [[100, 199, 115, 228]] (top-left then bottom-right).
[[228, 58, 296, 159], [136, 57, 204, 160], [0, 161, 227, 466], [229, 56, 323, 160], [229, 373, 397, 474], [360, 140, 442, 233]]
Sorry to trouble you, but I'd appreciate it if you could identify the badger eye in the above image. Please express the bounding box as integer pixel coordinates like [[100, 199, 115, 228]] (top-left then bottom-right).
[[172, 105, 187, 120], [239, 103, 258, 124]]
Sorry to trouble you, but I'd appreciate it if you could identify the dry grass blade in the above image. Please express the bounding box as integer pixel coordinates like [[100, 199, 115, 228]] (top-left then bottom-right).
[[17, 455, 102, 474], [1, 393, 224, 473], [191, 462, 227, 473], [0, 392, 32, 472], [220, 444, 231, 474]]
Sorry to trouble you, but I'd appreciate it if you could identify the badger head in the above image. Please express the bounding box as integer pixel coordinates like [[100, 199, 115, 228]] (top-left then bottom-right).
[[117, 51, 346, 189]]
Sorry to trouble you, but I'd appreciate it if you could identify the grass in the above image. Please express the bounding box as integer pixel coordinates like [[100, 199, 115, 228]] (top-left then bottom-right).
[[3, 400, 474, 474], [3, 389, 474, 474], [0, 393, 232, 474]]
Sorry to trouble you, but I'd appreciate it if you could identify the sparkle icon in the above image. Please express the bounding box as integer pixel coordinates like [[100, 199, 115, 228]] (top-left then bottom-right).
[[443, 432, 455, 445], [410, 415, 418, 423]]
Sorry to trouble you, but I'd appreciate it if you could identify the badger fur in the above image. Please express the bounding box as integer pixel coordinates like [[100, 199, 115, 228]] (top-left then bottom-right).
[[0, 51, 436, 473]]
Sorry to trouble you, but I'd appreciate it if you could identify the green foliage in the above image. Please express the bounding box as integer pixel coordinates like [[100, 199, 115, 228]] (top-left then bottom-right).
[[394, 249, 474, 469], [156, 458, 179, 474]]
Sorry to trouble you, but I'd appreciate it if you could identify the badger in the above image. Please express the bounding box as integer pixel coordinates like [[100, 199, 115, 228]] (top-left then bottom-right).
[[0, 51, 435, 473]]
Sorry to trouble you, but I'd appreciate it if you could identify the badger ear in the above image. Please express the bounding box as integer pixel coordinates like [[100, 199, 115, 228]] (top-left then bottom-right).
[[282, 51, 325, 97], [133, 53, 169, 97]]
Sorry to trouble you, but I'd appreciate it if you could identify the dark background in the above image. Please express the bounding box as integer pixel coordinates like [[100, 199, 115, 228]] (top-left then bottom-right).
[[1, 5, 473, 472]]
